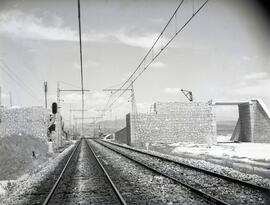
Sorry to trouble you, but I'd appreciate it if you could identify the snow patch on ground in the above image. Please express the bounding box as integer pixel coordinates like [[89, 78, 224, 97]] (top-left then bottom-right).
[[0, 180, 16, 195], [108, 140, 270, 188], [0, 183, 6, 195], [170, 141, 270, 162], [217, 134, 232, 142]]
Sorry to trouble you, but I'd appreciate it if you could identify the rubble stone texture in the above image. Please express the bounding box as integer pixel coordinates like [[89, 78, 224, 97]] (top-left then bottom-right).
[[0, 106, 48, 138], [116, 102, 217, 148], [251, 100, 270, 143]]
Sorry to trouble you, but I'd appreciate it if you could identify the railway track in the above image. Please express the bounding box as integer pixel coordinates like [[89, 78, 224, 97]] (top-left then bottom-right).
[[89, 139, 215, 204], [17, 142, 80, 205], [42, 138, 126, 205], [96, 139, 270, 205]]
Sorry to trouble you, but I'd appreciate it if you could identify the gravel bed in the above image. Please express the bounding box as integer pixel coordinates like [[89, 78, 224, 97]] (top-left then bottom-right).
[[107, 140, 270, 188], [89, 139, 213, 205], [49, 139, 120, 205], [99, 140, 270, 205], [0, 142, 77, 205]]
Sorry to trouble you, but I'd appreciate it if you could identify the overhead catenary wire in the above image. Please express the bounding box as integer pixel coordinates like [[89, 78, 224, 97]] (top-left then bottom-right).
[[129, 0, 209, 84], [0, 63, 38, 98], [107, 0, 209, 109], [113, 0, 185, 95], [59, 81, 81, 89], [0, 63, 41, 104], [101, 92, 115, 118], [77, 0, 85, 136]]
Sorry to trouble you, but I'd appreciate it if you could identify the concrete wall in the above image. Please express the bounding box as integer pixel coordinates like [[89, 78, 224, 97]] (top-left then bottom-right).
[[115, 127, 128, 144], [238, 103, 253, 142], [0, 106, 47, 138], [126, 102, 216, 148]]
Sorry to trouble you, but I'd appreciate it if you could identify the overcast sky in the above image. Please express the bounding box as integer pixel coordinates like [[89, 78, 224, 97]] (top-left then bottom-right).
[[0, 0, 269, 122]]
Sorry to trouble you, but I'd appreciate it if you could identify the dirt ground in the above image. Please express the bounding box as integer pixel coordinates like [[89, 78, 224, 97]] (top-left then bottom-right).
[[0, 134, 49, 180]]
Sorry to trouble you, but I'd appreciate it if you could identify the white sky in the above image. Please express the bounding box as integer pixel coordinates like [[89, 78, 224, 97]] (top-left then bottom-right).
[[0, 0, 269, 122]]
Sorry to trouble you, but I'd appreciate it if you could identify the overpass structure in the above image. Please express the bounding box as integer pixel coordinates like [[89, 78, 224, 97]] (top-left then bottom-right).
[[212, 99, 270, 143]]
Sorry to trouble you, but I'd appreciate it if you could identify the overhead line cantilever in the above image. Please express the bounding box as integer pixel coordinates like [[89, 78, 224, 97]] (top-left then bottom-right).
[[107, 0, 209, 108]]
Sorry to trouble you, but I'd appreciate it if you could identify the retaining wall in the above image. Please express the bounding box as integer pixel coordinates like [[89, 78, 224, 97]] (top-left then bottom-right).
[[115, 102, 217, 148], [231, 99, 270, 143], [115, 127, 129, 144], [251, 100, 270, 143], [0, 106, 47, 138]]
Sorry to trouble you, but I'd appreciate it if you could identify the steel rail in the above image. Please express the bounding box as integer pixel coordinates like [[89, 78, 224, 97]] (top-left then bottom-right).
[[95, 140, 229, 205], [42, 140, 81, 205], [100, 139, 270, 194], [85, 139, 127, 205]]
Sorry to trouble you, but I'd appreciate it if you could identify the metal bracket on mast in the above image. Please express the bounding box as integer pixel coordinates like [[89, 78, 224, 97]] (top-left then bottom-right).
[[181, 89, 193, 102]]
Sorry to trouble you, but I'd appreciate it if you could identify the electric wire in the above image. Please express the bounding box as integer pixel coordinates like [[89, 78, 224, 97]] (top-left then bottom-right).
[[107, 0, 209, 109], [0, 63, 41, 104], [114, 0, 185, 95], [59, 81, 81, 89]]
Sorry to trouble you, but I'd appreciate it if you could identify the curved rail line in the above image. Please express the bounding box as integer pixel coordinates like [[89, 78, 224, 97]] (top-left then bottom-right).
[[43, 138, 127, 205], [99, 139, 270, 193], [95, 140, 230, 205]]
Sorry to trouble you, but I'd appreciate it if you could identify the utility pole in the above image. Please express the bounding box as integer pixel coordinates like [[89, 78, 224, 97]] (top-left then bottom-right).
[[57, 81, 61, 148], [70, 108, 88, 135], [95, 109, 110, 119], [74, 116, 102, 137], [103, 83, 138, 141], [130, 82, 137, 144], [56, 81, 89, 148], [9, 91, 12, 107], [0, 86, 1, 107], [77, 0, 85, 137], [115, 115, 118, 130], [130, 82, 137, 115], [44, 81, 48, 109], [69, 104, 72, 132], [103, 84, 137, 114]]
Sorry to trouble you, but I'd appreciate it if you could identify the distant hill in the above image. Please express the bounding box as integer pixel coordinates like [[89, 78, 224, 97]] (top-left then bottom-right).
[[83, 119, 126, 136], [97, 119, 126, 129]]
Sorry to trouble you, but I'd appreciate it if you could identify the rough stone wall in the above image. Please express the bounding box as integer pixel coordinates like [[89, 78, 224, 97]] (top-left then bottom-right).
[[0, 106, 47, 138], [232, 99, 270, 143], [251, 100, 270, 143], [128, 102, 216, 148], [115, 127, 128, 144]]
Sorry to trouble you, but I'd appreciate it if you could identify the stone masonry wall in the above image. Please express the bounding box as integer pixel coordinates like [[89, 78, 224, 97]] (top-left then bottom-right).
[[0, 106, 47, 138], [115, 127, 128, 144], [251, 100, 270, 143], [128, 102, 216, 148], [232, 99, 270, 143]]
